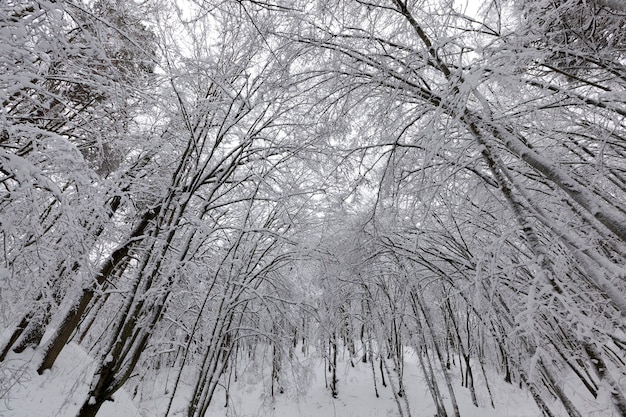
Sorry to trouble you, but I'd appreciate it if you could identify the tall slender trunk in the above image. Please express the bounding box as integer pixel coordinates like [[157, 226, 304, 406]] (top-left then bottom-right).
[[330, 333, 338, 398], [410, 293, 448, 417], [0, 312, 34, 361], [37, 205, 160, 374], [414, 291, 461, 417], [2, 196, 125, 360]]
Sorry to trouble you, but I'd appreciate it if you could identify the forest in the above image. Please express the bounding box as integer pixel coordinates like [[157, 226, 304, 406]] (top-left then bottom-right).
[[1, 0, 625, 416]]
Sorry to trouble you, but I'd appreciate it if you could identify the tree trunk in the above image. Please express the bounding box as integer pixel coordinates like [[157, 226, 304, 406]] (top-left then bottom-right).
[[0, 314, 31, 361], [37, 206, 159, 373], [414, 291, 461, 417], [76, 396, 106, 417], [330, 333, 338, 398]]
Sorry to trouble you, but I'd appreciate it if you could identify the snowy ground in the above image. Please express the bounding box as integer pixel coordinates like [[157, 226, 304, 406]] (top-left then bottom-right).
[[0, 344, 139, 417], [0, 341, 549, 417], [188, 348, 543, 417], [4, 338, 614, 417]]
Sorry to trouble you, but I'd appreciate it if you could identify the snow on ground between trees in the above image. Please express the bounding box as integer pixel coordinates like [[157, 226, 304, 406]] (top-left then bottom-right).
[[0, 342, 139, 417], [2, 341, 546, 417]]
